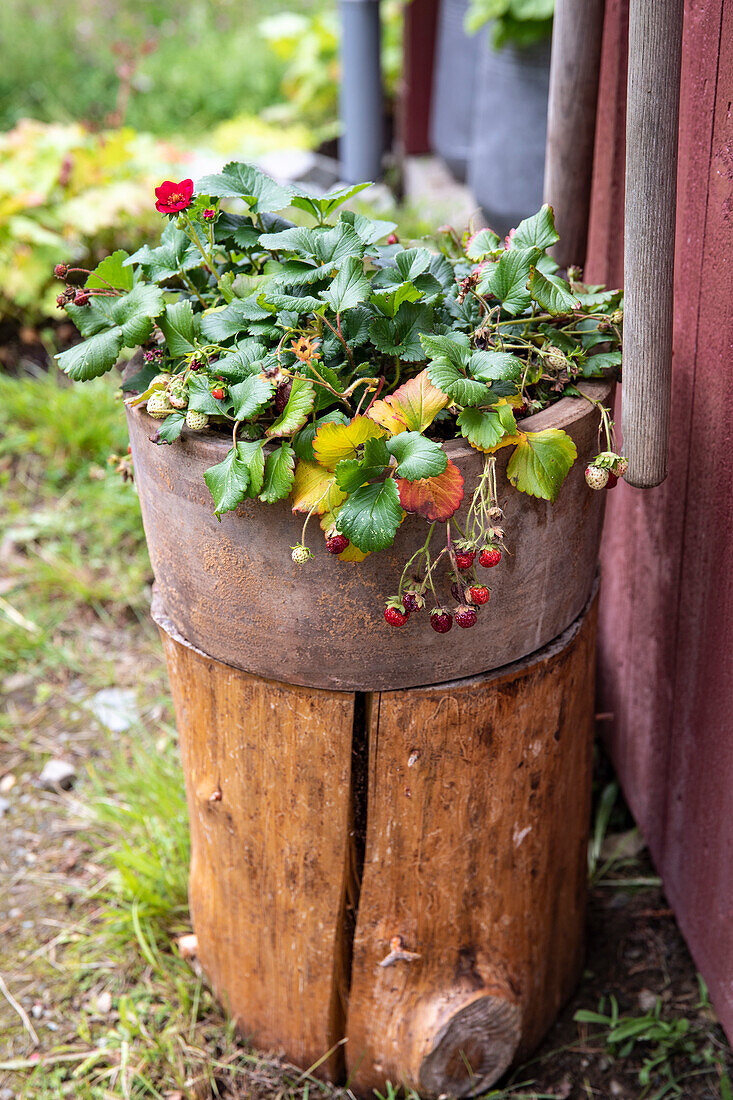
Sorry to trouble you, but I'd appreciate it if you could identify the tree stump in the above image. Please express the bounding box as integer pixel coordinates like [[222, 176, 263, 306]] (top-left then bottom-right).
[[156, 590, 597, 1095]]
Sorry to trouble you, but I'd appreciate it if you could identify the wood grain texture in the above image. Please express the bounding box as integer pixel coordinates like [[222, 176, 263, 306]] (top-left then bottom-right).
[[127, 383, 610, 692], [622, 0, 684, 486], [159, 617, 355, 1080], [588, 0, 733, 1043], [345, 594, 598, 1097], [543, 0, 605, 267]]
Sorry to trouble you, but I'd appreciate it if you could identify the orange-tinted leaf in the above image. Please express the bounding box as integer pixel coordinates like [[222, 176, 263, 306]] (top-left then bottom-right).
[[290, 460, 346, 514], [368, 369, 449, 435], [397, 458, 465, 521], [312, 416, 385, 470]]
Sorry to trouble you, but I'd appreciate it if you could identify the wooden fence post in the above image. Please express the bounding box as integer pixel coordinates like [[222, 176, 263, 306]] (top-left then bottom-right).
[[622, 0, 684, 487], [543, 0, 605, 268]]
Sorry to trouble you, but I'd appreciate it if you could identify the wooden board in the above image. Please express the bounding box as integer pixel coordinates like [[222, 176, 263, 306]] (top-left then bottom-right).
[[159, 617, 355, 1080], [586, 0, 733, 1042], [345, 596, 597, 1097]]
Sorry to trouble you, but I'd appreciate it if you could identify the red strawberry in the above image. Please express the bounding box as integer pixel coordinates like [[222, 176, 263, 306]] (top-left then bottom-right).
[[384, 605, 409, 627], [455, 549, 475, 571], [467, 584, 490, 605], [607, 471, 619, 489], [454, 605, 478, 628], [211, 387, 226, 401], [430, 609, 453, 633], [402, 590, 424, 613], [479, 547, 502, 568], [74, 291, 91, 306], [326, 533, 349, 555]]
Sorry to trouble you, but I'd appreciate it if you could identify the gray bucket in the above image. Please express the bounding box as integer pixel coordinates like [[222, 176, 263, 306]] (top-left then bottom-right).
[[429, 0, 481, 182], [468, 34, 551, 236]]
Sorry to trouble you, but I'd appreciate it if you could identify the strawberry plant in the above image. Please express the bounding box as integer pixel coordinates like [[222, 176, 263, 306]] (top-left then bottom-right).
[[56, 161, 624, 633]]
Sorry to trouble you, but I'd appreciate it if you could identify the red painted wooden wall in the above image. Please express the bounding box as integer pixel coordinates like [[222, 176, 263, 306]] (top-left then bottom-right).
[[586, 0, 733, 1040]]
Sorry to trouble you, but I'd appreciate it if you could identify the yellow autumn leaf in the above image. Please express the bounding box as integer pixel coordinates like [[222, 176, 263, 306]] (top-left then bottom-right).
[[487, 431, 524, 453], [290, 460, 346, 515], [367, 369, 449, 435], [312, 416, 386, 470]]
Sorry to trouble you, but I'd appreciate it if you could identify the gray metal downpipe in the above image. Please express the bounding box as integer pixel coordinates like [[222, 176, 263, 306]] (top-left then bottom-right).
[[339, 0, 384, 183]]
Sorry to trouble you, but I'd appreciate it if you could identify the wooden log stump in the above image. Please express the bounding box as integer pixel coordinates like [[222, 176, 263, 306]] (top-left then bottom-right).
[[155, 590, 597, 1095]]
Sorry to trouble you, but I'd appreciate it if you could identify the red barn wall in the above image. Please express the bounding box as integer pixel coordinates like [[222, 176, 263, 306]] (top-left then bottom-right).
[[586, 0, 733, 1038]]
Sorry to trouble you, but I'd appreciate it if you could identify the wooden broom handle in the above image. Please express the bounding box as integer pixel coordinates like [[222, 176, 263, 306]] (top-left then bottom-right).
[[622, 0, 684, 487]]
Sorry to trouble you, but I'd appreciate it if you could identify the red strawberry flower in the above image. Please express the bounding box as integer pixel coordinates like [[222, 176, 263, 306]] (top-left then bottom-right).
[[154, 178, 194, 215]]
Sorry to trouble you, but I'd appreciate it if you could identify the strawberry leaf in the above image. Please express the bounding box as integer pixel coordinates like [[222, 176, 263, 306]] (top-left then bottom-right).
[[479, 247, 540, 316], [196, 162, 294, 212], [367, 369, 449, 435], [468, 350, 524, 382], [506, 428, 577, 501], [229, 375, 274, 421], [396, 459, 465, 521], [336, 479, 403, 552], [86, 250, 133, 292], [158, 300, 199, 357], [56, 329, 124, 382], [266, 376, 315, 437], [204, 444, 251, 517], [290, 460, 346, 514], [427, 358, 489, 406], [320, 255, 371, 312], [187, 374, 231, 415], [386, 432, 448, 481], [370, 303, 434, 362], [313, 416, 386, 470], [260, 442, 295, 503], [528, 269, 579, 315], [509, 204, 559, 251], [457, 403, 518, 451]]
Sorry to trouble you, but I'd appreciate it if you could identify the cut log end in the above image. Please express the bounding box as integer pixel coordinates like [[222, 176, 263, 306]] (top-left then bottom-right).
[[418, 995, 522, 1098]]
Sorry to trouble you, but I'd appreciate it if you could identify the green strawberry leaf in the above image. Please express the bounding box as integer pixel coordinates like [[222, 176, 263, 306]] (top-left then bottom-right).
[[386, 431, 448, 481], [290, 182, 373, 221], [370, 303, 434, 362], [187, 374, 231, 415], [336, 478, 403, 552], [238, 439, 266, 497], [466, 229, 502, 261], [229, 375, 274, 421], [125, 222, 200, 282], [420, 331, 471, 366], [371, 281, 423, 318], [333, 436, 391, 493], [158, 300, 200, 357], [214, 212, 260, 250], [510, 204, 559, 251], [86, 250, 133, 292], [340, 209, 397, 246], [529, 269, 580, 315], [581, 350, 622, 377], [56, 328, 124, 381], [468, 350, 524, 381], [320, 256, 371, 312], [204, 444, 251, 517], [211, 341, 269, 381], [196, 162, 294, 212], [259, 442, 296, 503], [200, 298, 271, 343], [506, 428, 577, 501], [457, 404, 517, 451], [266, 376, 315, 437], [479, 247, 540, 316], [154, 412, 186, 444], [426, 358, 489, 406]]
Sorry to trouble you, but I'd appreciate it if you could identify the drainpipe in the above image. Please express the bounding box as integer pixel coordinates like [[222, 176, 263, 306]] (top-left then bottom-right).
[[339, 0, 384, 183]]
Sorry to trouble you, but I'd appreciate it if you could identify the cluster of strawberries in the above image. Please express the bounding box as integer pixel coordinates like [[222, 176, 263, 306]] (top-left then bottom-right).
[[384, 544, 503, 633]]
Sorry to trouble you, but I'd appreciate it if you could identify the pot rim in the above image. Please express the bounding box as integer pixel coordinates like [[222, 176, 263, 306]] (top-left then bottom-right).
[[130, 378, 613, 462]]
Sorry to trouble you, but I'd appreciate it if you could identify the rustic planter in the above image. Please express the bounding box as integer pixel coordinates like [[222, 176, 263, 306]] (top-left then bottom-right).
[[126, 379, 610, 692]]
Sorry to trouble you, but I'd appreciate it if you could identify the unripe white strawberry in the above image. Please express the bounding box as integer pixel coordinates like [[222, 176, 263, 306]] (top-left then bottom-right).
[[168, 379, 188, 409], [613, 456, 629, 477], [151, 372, 172, 387], [146, 390, 174, 419], [185, 409, 209, 431], [291, 544, 313, 565], [585, 465, 609, 490], [546, 346, 568, 372]]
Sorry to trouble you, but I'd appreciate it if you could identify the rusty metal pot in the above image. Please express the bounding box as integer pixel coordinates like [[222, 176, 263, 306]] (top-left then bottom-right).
[[126, 380, 611, 691]]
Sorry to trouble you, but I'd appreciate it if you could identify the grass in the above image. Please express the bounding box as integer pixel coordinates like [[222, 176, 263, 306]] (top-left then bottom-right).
[[0, 0, 317, 138], [1, 364, 732, 1098]]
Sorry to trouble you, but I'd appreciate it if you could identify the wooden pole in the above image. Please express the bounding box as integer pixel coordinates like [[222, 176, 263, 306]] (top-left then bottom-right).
[[622, 0, 684, 487], [542, 0, 605, 268]]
